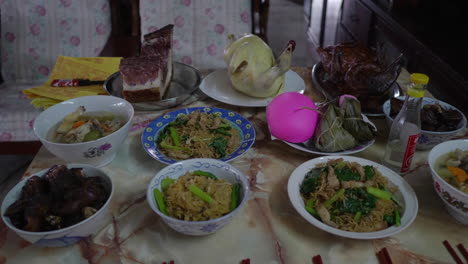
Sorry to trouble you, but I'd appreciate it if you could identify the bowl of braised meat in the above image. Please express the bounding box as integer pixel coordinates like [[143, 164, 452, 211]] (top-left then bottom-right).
[[383, 97, 467, 150], [1, 164, 113, 247], [312, 42, 402, 116]]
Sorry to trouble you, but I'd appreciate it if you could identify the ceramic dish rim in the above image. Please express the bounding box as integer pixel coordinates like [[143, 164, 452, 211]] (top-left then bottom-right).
[[141, 107, 256, 164], [199, 69, 305, 107], [428, 139, 468, 199], [33, 95, 134, 146], [0, 163, 114, 236], [287, 155, 419, 239], [145, 158, 250, 225]]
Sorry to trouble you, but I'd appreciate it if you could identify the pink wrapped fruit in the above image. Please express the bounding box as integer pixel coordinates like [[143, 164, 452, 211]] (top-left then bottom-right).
[[266, 92, 318, 143]]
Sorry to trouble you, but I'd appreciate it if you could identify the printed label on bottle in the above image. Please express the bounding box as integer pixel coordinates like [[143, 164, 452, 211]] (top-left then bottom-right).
[[400, 134, 420, 173]]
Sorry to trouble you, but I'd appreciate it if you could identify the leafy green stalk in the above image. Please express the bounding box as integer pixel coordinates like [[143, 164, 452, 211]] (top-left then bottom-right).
[[334, 161, 346, 169], [189, 184, 214, 204], [193, 170, 217, 179], [305, 199, 319, 218], [230, 184, 240, 211], [335, 165, 360, 181], [300, 167, 326, 195], [381, 186, 402, 207], [161, 178, 175, 191], [353, 211, 362, 222], [212, 128, 231, 136], [384, 214, 395, 226], [169, 127, 181, 146], [170, 117, 188, 126], [324, 189, 345, 208], [366, 186, 392, 200], [335, 188, 376, 216], [364, 165, 375, 180], [395, 210, 401, 227], [159, 142, 190, 152], [209, 137, 228, 158], [218, 123, 231, 129], [153, 188, 166, 215]]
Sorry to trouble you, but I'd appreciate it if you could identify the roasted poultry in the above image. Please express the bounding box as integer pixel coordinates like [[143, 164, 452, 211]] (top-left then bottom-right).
[[224, 34, 295, 98], [317, 42, 383, 96]]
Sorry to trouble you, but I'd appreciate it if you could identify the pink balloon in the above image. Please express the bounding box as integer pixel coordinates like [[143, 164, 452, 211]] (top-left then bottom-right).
[[266, 92, 319, 143]]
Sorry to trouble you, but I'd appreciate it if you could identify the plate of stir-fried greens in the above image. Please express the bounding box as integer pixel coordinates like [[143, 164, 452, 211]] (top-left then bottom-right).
[[287, 156, 418, 239], [142, 107, 256, 164]]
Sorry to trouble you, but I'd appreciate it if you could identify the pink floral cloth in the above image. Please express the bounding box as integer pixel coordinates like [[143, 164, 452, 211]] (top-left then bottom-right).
[[0, 0, 111, 142], [140, 0, 252, 69]]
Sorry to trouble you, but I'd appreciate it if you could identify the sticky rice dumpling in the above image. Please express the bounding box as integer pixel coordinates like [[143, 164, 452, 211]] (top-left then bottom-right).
[[340, 96, 376, 142], [314, 104, 357, 152]]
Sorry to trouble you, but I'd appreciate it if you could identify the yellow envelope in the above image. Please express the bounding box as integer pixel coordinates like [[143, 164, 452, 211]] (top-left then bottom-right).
[[23, 56, 121, 109]]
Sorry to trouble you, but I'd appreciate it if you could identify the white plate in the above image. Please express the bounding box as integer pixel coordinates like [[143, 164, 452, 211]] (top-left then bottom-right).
[[287, 156, 418, 239], [274, 115, 376, 155], [199, 69, 305, 107]]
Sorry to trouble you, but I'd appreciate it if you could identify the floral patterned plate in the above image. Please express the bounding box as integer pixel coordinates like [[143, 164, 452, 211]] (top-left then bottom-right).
[[141, 107, 256, 164]]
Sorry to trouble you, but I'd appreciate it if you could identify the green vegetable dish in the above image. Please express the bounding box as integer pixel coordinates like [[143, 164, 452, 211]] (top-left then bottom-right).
[[154, 171, 241, 221], [300, 158, 402, 232], [156, 111, 241, 160]]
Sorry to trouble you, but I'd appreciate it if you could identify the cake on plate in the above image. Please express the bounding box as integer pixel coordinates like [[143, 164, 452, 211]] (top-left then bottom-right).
[[119, 24, 174, 103]]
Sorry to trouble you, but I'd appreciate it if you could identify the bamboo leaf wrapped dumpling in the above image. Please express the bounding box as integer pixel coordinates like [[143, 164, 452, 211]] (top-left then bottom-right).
[[340, 96, 377, 142], [314, 104, 357, 152]]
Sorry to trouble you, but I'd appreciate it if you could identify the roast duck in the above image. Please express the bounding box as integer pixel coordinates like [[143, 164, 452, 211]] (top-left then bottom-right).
[[317, 42, 401, 113]]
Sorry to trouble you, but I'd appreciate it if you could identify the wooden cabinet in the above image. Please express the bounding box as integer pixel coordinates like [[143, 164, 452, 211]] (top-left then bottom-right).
[[341, 0, 372, 43], [305, 0, 468, 113]]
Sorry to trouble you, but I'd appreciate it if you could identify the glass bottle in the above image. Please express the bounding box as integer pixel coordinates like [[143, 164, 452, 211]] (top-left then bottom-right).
[[382, 73, 429, 175]]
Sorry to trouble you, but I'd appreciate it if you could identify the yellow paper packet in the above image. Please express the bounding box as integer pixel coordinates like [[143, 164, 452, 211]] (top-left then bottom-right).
[[23, 56, 121, 108]]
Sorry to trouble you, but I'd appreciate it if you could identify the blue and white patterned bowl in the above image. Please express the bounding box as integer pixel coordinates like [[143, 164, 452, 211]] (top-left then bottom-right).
[[383, 97, 467, 150], [141, 107, 256, 164], [146, 158, 250, 236], [0, 164, 113, 247]]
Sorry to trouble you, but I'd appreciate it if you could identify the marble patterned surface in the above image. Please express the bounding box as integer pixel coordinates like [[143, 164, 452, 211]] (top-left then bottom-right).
[[1, 68, 467, 264]]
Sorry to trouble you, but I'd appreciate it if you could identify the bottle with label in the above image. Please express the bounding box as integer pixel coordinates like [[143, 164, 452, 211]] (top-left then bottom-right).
[[382, 73, 429, 175]]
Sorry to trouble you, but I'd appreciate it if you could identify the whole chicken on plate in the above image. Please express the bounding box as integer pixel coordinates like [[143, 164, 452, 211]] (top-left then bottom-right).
[[224, 34, 295, 98]]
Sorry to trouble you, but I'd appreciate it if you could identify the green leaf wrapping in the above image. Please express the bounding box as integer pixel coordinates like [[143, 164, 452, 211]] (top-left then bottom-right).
[[314, 104, 357, 152], [340, 97, 376, 142]]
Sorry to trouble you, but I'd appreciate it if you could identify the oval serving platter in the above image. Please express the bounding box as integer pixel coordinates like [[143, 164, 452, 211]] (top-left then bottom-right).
[[141, 107, 256, 164], [273, 114, 377, 155]]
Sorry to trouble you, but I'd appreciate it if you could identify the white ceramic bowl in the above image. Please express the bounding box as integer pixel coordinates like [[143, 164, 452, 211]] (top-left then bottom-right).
[[1, 164, 113, 247], [383, 97, 466, 150], [146, 158, 250, 236], [287, 156, 418, 239], [34, 95, 134, 167], [428, 139, 468, 225]]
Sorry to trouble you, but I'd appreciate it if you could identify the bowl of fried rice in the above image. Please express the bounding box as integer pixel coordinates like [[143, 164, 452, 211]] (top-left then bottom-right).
[[146, 158, 250, 235]]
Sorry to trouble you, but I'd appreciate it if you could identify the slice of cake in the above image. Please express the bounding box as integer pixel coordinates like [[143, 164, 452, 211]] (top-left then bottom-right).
[[119, 24, 174, 103]]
